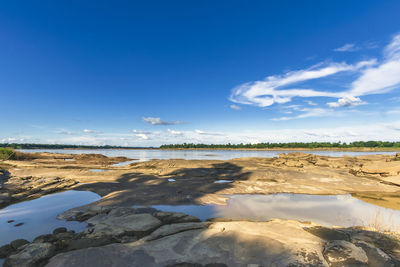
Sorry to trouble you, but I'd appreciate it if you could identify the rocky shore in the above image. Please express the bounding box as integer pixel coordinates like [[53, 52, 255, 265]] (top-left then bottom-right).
[[1, 151, 400, 266], [1, 205, 400, 266]]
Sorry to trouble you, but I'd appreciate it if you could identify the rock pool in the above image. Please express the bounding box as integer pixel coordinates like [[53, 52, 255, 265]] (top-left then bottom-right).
[[149, 193, 400, 231], [0, 190, 101, 246]]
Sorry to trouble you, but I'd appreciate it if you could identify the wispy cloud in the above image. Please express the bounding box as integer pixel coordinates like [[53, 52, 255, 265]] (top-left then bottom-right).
[[0, 137, 26, 143], [167, 129, 182, 135], [83, 129, 101, 134], [304, 100, 317, 106], [194, 130, 225, 136], [142, 117, 183, 126], [132, 129, 151, 134], [272, 108, 334, 121], [135, 133, 150, 140], [57, 129, 75, 135], [229, 33, 400, 112], [229, 104, 242, 110], [334, 43, 359, 52]]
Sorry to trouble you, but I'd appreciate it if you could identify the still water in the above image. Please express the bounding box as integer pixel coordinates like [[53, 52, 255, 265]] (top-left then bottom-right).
[[0, 190, 100, 246], [19, 149, 398, 162], [150, 194, 400, 231]]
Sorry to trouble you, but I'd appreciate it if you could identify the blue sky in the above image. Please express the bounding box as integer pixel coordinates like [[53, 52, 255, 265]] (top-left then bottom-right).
[[1, 0, 400, 146]]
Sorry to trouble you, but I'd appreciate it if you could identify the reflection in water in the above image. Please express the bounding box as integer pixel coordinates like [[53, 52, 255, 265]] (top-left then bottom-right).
[[18, 149, 398, 162], [151, 194, 400, 231], [0, 190, 100, 246], [214, 180, 233, 183], [89, 169, 109, 172]]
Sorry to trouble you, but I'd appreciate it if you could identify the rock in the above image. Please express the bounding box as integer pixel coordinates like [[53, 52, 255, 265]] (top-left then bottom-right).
[[153, 211, 201, 224], [88, 213, 162, 238], [53, 227, 67, 235], [0, 244, 14, 258], [47, 220, 328, 267], [305, 226, 350, 241], [323, 240, 368, 266], [67, 236, 119, 251], [142, 222, 210, 241], [4, 242, 55, 267], [360, 161, 400, 176], [0, 192, 11, 205], [55, 231, 75, 240], [354, 241, 397, 267], [86, 214, 107, 226], [206, 218, 233, 222], [10, 239, 30, 250], [33, 234, 55, 243], [165, 263, 202, 267]]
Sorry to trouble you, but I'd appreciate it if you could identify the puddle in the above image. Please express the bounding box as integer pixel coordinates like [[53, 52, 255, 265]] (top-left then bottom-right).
[[89, 169, 109, 172], [64, 159, 74, 161], [112, 160, 139, 166], [214, 180, 233, 184], [168, 179, 176, 182], [0, 190, 101, 246], [150, 194, 400, 230]]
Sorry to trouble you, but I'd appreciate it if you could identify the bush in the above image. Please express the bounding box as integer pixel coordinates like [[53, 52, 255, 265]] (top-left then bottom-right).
[[0, 148, 16, 160]]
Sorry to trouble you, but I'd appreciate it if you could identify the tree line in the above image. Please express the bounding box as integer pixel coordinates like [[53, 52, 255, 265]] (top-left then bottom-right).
[[0, 143, 148, 149], [160, 141, 400, 149], [1, 141, 400, 150]]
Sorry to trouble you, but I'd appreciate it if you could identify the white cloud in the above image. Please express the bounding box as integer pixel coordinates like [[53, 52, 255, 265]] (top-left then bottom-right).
[[272, 108, 334, 121], [135, 133, 150, 140], [229, 60, 374, 107], [167, 129, 182, 135], [194, 130, 225, 136], [230, 33, 400, 112], [327, 96, 365, 108], [83, 129, 100, 134], [142, 117, 183, 125], [11, 120, 400, 146], [334, 43, 359, 52], [132, 129, 151, 134], [304, 100, 317, 106], [0, 137, 26, 143], [57, 129, 75, 135], [229, 104, 242, 110]]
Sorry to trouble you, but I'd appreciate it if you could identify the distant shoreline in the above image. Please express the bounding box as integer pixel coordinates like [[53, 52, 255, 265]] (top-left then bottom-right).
[[17, 147, 400, 152]]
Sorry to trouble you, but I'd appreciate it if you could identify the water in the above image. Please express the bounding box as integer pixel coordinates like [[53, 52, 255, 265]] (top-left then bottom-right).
[[150, 194, 400, 230], [214, 180, 233, 183], [89, 169, 109, 172], [0, 190, 101, 246], [18, 149, 398, 162]]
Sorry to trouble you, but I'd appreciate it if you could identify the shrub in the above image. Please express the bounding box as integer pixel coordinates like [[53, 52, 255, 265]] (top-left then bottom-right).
[[0, 147, 16, 160]]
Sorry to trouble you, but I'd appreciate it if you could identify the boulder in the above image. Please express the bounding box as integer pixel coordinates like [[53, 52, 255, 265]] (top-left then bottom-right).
[[47, 220, 329, 267], [10, 239, 30, 250], [0, 244, 14, 258], [354, 241, 397, 267], [4, 242, 55, 267], [87, 213, 162, 238], [323, 240, 368, 266], [33, 234, 55, 243], [53, 227, 67, 235]]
